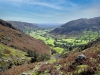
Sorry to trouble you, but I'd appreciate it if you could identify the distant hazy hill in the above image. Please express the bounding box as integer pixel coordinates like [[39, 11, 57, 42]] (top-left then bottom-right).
[[7, 21, 39, 32], [0, 19, 50, 59], [50, 17, 100, 36], [37, 23, 62, 29]]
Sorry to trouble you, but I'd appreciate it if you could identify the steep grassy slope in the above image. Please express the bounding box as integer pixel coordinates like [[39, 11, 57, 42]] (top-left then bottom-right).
[[0, 63, 36, 75], [0, 44, 27, 58], [1, 37, 100, 75], [0, 19, 51, 59], [0, 43, 31, 71], [0, 19, 52, 73]]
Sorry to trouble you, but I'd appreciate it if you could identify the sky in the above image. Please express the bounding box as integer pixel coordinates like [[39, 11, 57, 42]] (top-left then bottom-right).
[[0, 0, 100, 23]]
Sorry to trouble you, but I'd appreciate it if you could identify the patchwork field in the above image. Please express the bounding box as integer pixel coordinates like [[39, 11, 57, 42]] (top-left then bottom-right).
[[29, 29, 99, 54]]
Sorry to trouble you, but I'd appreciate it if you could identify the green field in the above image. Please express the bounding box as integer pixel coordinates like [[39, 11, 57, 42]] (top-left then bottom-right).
[[28, 29, 99, 54]]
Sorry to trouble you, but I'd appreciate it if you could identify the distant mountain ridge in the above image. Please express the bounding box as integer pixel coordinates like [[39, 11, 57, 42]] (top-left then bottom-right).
[[7, 21, 39, 32], [37, 23, 62, 29], [0, 19, 16, 30], [50, 17, 100, 36]]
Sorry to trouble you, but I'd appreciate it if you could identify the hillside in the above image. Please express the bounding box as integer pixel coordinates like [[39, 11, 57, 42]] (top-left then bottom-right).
[[7, 21, 39, 33], [0, 25, 50, 54], [27, 37, 99, 75], [1, 35, 100, 75], [50, 17, 100, 36], [0, 19, 50, 60]]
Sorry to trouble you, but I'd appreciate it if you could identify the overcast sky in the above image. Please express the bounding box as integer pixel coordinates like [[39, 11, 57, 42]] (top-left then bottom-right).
[[0, 0, 100, 23]]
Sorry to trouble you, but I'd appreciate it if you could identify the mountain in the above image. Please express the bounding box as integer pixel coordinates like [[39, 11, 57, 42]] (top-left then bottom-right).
[[0, 19, 50, 60], [7, 21, 39, 33], [50, 17, 100, 36]]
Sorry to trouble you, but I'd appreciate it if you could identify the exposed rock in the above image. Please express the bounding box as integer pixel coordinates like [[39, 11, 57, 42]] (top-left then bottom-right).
[[75, 54, 87, 62], [22, 73, 30, 75]]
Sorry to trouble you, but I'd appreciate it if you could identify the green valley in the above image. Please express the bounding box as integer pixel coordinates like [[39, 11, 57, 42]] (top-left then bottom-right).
[[0, 17, 100, 75], [28, 28, 99, 55]]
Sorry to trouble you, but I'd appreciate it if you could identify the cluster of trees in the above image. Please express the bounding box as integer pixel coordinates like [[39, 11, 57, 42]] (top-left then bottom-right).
[[27, 50, 50, 62], [53, 39, 82, 51]]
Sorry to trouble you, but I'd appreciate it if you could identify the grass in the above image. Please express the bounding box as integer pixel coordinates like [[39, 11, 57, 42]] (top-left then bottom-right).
[[74, 40, 88, 45], [29, 30, 89, 54], [46, 38, 55, 46], [19, 33, 100, 75], [53, 47, 64, 54], [32, 72, 40, 75], [80, 30, 99, 41], [30, 31, 47, 41], [62, 38, 75, 43], [0, 44, 31, 70], [29, 29, 99, 54], [77, 65, 88, 69], [0, 43, 27, 58], [47, 56, 56, 63]]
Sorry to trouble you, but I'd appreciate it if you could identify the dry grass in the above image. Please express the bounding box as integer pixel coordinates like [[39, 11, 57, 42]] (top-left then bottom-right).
[[0, 63, 36, 75]]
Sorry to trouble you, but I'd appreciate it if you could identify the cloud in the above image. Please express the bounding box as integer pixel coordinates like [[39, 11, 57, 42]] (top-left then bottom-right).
[[30, 2, 63, 10], [0, 0, 76, 10], [30, 0, 78, 10], [28, 0, 78, 10], [1, 0, 100, 23], [0, 0, 63, 9]]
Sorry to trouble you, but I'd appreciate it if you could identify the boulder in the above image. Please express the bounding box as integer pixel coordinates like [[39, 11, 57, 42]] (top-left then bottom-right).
[[75, 54, 87, 61]]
